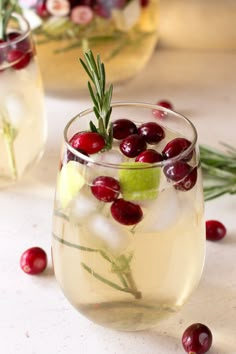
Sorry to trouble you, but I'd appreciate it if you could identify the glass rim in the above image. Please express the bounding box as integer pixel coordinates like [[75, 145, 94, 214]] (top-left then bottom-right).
[[64, 101, 198, 170], [0, 12, 31, 49]]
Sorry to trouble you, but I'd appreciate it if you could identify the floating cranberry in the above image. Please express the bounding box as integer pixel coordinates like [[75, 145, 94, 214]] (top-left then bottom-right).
[[71, 5, 94, 24], [65, 147, 89, 165], [7, 31, 31, 53], [162, 137, 192, 161], [113, 118, 137, 140], [152, 100, 173, 118], [182, 323, 213, 354], [140, 0, 149, 7], [206, 220, 226, 241], [175, 166, 197, 191], [120, 134, 147, 158], [20, 247, 47, 275], [7, 49, 31, 70], [69, 131, 105, 154], [111, 199, 143, 225], [135, 149, 163, 163], [137, 122, 165, 145], [163, 161, 191, 182], [91, 176, 120, 202], [36, 0, 50, 17]]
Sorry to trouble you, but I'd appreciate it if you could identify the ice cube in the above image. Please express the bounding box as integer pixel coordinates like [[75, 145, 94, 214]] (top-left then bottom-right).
[[69, 191, 100, 223], [5, 92, 27, 129], [136, 186, 181, 233], [85, 213, 131, 254], [92, 149, 124, 165]]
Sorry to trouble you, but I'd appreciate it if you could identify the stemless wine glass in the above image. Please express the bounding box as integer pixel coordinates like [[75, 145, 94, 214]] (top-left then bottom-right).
[[0, 13, 47, 187], [52, 102, 205, 331]]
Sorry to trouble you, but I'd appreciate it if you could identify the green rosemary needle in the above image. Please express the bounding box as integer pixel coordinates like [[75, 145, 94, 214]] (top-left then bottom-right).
[[200, 143, 236, 201], [80, 50, 113, 150], [0, 0, 21, 40]]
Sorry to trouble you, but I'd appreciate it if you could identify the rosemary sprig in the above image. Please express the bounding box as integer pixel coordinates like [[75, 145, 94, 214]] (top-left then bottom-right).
[[200, 143, 236, 201], [0, 0, 21, 40], [80, 50, 113, 150]]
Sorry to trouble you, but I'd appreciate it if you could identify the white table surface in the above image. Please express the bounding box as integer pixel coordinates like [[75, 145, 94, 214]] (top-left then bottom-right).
[[1, 49, 236, 354]]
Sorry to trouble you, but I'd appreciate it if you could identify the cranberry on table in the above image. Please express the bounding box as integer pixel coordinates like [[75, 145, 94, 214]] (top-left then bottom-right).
[[20, 247, 47, 275], [113, 118, 137, 140], [182, 323, 213, 354], [152, 100, 174, 118], [91, 176, 120, 202], [111, 198, 143, 225], [206, 220, 227, 241], [137, 122, 165, 145], [135, 149, 163, 163], [69, 131, 105, 154], [162, 138, 192, 160], [7, 49, 31, 70], [120, 134, 147, 158]]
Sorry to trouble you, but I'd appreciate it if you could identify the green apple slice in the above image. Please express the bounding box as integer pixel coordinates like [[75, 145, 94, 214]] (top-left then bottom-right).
[[57, 161, 86, 209], [119, 162, 160, 200]]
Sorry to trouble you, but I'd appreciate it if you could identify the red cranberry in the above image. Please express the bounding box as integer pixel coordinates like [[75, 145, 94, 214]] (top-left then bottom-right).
[[120, 134, 147, 158], [152, 100, 173, 118], [182, 323, 213, 354], [140, 0, 149, 7], [206, 220, 226, 241], [163, 161, 191, 182], [113, 118, 137, 140], [91, 176, 120, 202], [162, 138, 192, 161], [7, 49, 31, 70], [7, 32, 31, 53], [36, 0, 50, 17], [135, 149, 163, 163], [137, 122, 165, 145], [175, 166, 197, 191], [65, 147, 89, 165], [20, 247, 47, 275], [69, 131, 105, 154], [111, 199, 143, 225]]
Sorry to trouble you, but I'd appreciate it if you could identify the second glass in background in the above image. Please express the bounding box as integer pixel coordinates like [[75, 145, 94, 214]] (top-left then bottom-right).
[[0, 13, 47, 188]]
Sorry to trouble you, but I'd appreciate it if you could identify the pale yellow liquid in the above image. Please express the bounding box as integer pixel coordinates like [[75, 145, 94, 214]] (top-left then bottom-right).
[[52, 137, 205, 330], [0, 60, 47, 187], [34, 0, 159, 96]]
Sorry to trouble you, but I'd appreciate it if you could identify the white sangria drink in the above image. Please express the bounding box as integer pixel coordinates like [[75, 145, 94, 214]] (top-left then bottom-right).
[[52, 52, 205, 331], [0, 12, 47, 187], [21, 0, 159, 95]]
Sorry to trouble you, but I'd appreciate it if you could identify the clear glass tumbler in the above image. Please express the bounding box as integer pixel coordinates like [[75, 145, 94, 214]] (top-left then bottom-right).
[[0, 13, 47, 187], [52, 102, 205, 331]]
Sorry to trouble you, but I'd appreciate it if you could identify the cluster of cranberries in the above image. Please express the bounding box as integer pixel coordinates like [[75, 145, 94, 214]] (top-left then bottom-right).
[[0, 32, 33, 72], [36, 0, 149, 24], [67, 116, 197, 226]]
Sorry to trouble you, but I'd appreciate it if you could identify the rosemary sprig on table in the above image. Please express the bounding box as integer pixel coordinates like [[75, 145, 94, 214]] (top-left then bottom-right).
[[80, 50, 113, 150], [200, 143, 236, 201]]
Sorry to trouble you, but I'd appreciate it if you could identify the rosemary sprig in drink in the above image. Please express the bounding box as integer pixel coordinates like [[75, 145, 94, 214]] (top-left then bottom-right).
[[200, 143, 236, 201], [80, 50, 113, 150]]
